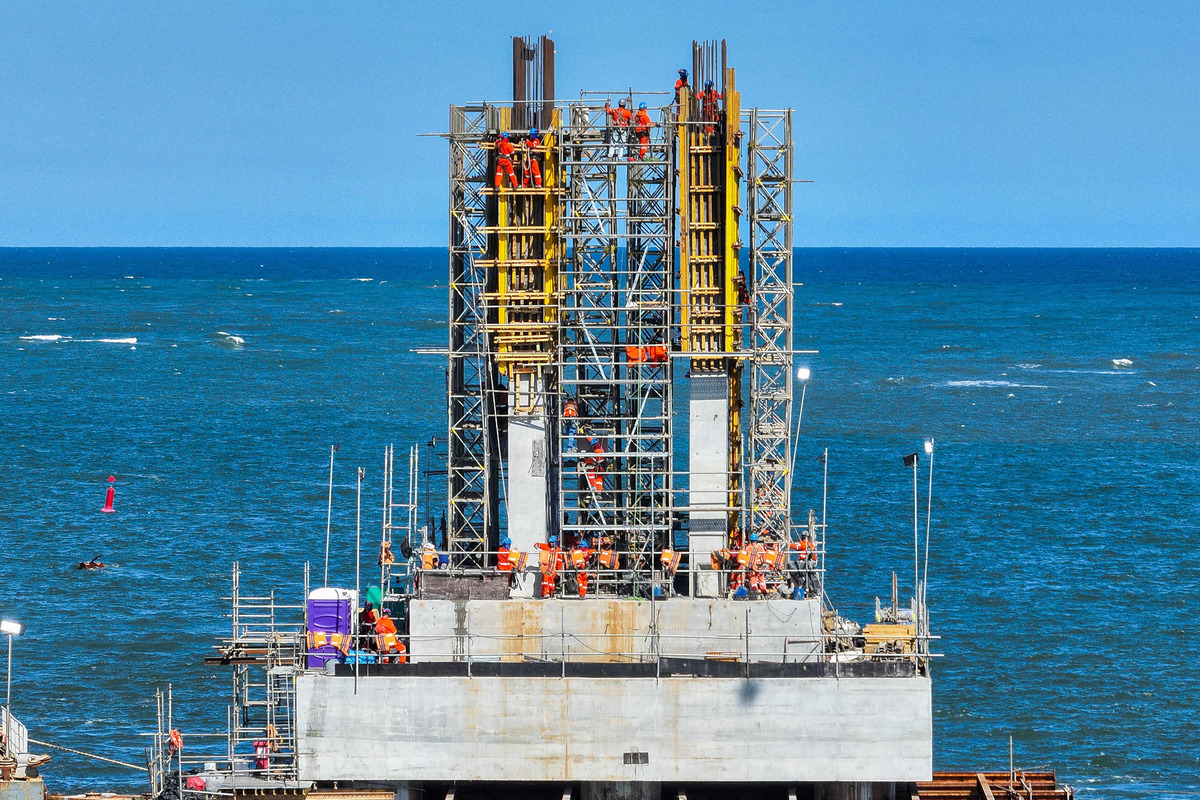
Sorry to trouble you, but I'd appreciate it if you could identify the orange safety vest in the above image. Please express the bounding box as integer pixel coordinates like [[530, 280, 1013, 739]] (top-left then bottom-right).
[[379, 541, 395, 565], [660, 549, 681, 575], [497, 545, 512, 572], [791, 539, 816, 560], [306, 630, 351, 655], [496, 139, 515, 159], [421, 546, 438, 570], [376, 631, 407, 661], [625, 345, 668, 364], [537, 544, 561, 577], [598, 547, 619, 569], [563, 400, 579, 418], [634, 110, 651, 135], [608, 105, 632, 127], [571, 548, 591, 569]]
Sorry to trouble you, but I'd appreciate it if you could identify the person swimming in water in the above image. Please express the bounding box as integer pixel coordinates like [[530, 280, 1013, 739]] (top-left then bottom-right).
[[77, 556, 105, 570]]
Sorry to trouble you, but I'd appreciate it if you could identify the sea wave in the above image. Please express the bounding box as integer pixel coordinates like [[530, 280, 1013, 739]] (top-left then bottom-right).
[[946, 379, 1049, 389], [20, 334, 68, 341], [1112, 357, 1134, 367], [78, 337, 138, 344]]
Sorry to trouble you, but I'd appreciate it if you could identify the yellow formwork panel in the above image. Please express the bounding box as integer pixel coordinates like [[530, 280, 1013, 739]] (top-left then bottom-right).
[[491, 107, 560, 378]]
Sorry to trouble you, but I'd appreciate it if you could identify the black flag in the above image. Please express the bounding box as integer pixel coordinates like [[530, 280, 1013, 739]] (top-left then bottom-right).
[[902, 453, 920, 467]]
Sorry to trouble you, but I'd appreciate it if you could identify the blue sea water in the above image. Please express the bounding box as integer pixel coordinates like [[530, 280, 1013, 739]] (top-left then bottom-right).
[[1, 247, 1198, 797]]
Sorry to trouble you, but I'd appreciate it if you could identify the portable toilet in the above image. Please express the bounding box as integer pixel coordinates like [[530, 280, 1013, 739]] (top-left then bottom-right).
[[306, 587, 357, 668]]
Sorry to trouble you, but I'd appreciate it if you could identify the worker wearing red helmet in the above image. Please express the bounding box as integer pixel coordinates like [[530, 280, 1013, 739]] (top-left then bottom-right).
[[494, 131, 518, 189], [523, 128, 543, 188]]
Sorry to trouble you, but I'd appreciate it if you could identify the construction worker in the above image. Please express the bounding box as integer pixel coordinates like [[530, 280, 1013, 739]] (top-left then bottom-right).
[[583, 437, 606, 493], [420, 540, 440, 571], [375, 608, 406, 664], [497, 537, 513, 573], [673, 69, 689, 105], [563, 398, 579, 452], [523, 128, 543, 188], [742, 533, 768, 595], [494, 131, 518, 189], [696, 79, 722, 136], [359, 601, 378, 633], [634, 103, 652, 160], [536, 536, 563, 598], [570, 540, 593, 597], [378, 540, 395, 566], [606, 99, 632, 159]]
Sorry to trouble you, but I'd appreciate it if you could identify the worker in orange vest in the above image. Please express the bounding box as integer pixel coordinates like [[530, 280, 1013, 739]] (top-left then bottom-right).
[[523, 128, 543, 188], [494, 131, 518, 189], [570, 541, 593, 597], [634, 103, 652, 160], [743, 533, 768, 595], [375, 609, 407, 664], [697, 79, 722, 135], [673, 69, 689, 105], [563, 398, 579, 452], [583, 437, 606, 493], [536, 536, 563, 598], [498, 537, 512, 573], [606, 99, 632, 160]]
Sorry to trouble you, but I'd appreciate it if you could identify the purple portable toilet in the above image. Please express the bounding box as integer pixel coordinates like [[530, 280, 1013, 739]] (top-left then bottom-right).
[[306, 587, 357, 668]]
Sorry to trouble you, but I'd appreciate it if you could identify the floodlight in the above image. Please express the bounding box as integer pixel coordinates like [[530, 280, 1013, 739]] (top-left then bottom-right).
[[796, 367, 811, 382], [0, 621, 23, 637]]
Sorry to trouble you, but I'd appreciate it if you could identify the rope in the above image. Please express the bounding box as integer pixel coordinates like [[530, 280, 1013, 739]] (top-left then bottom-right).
[[26, 738, 147, 772]]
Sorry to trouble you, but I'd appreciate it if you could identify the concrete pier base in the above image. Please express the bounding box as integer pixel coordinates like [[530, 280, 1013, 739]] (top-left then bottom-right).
[[582, 783, 659, 800]]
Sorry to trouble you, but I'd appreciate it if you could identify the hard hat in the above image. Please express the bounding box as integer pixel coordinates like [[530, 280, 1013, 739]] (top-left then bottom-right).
[[678, 69, 688, 76], [618, 98, 628, 107], [639, 103, 647, 110], [529, 128, 538, 138], [749, 533, 760, 542], [500, 131, 509, 139], [549, 535, 559, 545], [588, 437, 599, 446], [501, 537, 511, 547], [705, 79, 713, 88]]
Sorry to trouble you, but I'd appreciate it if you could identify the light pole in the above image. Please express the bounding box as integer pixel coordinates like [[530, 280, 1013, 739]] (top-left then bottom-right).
[[2, 619, 26, 718], [788, 367, 812, 486]]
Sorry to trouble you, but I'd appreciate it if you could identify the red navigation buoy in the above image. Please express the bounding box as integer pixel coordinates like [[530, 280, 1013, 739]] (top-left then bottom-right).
[[102, 475, 116, 513]]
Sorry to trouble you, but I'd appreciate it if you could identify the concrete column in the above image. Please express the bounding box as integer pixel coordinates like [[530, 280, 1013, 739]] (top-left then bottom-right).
[[688, 374, 729, 597], [507, 407, 550, 555]]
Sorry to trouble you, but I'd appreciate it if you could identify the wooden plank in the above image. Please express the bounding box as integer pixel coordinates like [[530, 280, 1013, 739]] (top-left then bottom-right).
[[976, 773, 996, 800]]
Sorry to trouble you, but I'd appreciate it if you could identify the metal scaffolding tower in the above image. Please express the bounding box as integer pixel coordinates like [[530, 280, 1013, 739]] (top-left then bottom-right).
[[745, 109, 795, 545]]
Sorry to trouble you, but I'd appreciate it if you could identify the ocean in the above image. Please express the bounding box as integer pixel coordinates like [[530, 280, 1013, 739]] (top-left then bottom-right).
[[1, 247, 1197, 797]]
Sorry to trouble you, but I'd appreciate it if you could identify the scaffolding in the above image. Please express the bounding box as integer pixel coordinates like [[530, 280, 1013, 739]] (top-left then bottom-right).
[[442, 37, 805, 598]]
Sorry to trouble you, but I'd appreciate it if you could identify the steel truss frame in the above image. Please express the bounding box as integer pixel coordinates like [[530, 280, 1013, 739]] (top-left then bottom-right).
[[745, 109, 795, 545], [447, 104, 499, 568], [556, 103, 676, 591]]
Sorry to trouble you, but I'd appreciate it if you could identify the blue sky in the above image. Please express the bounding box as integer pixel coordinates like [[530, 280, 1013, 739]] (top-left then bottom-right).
[[1, 2, 1197, 246]]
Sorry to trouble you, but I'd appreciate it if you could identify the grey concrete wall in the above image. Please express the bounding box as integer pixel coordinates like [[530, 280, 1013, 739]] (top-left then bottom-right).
[[296, 673, 932, 784], [507, 414, 549, 554], [407, 598, 822, 662]]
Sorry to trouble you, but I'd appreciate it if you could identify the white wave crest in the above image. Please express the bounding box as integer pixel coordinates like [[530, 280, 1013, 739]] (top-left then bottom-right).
[[1112, 358, 1134, 367], [79, 337, 138, 344], [947, 380, 1048, 389], [1015, 363, 1042, 370], [20, 334, 68, 342]]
